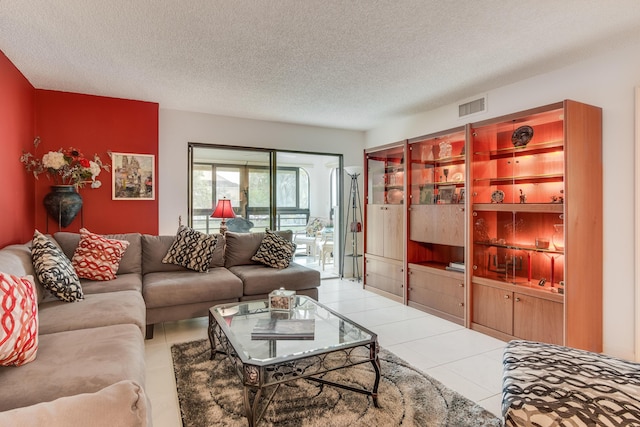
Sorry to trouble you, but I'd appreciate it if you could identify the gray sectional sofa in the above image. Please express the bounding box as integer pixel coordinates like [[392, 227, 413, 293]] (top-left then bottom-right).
[[0, 229, 320, 425]]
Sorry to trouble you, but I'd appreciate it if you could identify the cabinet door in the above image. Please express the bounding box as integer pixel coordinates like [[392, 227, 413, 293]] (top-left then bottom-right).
[[472, 283, 513, 335], [409, 268, 465, 318], [513, 293, 563, 345], [366, 205, 385, 257], [383, 205, 404, 260], [365, 257, 403, 297], [410, 205, 464, 246]]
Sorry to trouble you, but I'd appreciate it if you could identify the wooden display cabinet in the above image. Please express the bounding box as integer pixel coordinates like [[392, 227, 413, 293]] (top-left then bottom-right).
[[468, 100, 602, 352], [406, 127, 467, 323], [364, 142, 406, 302]]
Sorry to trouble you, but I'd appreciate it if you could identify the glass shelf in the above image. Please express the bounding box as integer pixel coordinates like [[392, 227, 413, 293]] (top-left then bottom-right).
[[474, 240, 564, 255], [474, 173, 563, 186], [411, 154, 465, 167], [473, 203, 564, 213], [473, 139, 563, 159]]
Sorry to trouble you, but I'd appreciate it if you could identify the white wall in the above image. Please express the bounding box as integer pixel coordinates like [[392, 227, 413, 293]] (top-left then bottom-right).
[[158, 109, 364, 233], [366, 38, 640, 359]]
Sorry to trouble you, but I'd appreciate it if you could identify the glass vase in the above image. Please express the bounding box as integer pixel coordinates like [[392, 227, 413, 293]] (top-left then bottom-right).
[[552, 224, 564, 251]]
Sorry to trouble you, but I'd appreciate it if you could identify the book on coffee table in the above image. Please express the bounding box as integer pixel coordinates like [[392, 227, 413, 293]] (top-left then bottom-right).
[[251, 319, 315, 340]]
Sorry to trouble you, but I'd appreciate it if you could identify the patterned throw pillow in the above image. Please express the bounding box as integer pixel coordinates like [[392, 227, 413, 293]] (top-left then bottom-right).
[[251, 230, 296, 269], [0, 273, 39, 366], [72, 228, 130, 281], [162, 225, 217, 272], [32, 230, 84, 302]]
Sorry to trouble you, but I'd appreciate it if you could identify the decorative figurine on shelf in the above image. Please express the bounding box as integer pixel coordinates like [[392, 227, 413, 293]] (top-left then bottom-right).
[[438, 141, 452, 159], [519, 189, 527, 204], [551, 189, 564, 204]]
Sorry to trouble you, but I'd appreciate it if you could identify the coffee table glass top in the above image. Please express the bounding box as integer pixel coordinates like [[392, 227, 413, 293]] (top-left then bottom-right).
[[211, 296, 375, 364]]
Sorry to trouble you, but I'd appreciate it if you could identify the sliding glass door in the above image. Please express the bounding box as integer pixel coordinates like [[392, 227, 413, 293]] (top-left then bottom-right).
[[189, 144, 343, 275]]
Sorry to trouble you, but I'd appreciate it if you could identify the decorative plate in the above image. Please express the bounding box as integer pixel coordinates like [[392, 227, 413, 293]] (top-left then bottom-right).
[[491, 190, 505, 203], [512, 125, 534, 147], [451, 172, 463, 183]]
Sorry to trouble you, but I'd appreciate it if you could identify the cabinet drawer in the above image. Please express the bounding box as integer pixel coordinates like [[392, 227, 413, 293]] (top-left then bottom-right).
[[409, 269, 464, 317], [365, 257, 403, 282], [409, 269, 464, 298], [365, 272, 403, 297]]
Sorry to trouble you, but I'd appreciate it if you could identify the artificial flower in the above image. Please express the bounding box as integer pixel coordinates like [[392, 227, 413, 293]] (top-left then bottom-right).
[[20, 137, 110, 188]]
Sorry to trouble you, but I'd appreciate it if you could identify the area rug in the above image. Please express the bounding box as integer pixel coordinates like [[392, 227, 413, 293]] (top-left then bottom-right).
[[171, 339, 502, 426]]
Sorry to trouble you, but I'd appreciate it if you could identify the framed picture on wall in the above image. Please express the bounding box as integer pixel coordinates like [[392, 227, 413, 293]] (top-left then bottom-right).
[[111, 153, 155, 200]]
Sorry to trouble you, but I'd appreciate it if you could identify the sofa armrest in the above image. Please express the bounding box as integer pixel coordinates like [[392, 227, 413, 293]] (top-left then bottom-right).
[[0, 380, 150, 427]]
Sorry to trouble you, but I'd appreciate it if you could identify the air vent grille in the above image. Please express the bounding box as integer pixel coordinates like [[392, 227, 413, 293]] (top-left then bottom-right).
[[458, 97, 486, 117]]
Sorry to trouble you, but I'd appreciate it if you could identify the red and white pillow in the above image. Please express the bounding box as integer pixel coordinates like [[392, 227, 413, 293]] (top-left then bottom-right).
[[0, 272, 38, 366], [72, 228, 130, 281]]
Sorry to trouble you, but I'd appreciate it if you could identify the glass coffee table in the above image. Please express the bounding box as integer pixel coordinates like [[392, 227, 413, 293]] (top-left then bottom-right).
[[208, 295, 380, 427]]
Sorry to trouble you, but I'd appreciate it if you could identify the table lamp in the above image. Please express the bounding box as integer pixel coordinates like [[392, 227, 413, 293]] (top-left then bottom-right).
[[211, 197, 236, 234]]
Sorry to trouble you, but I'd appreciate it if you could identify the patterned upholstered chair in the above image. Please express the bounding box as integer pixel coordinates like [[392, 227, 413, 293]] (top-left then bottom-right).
[[293, 217, 329, 258], [502, 340, 640, 426]]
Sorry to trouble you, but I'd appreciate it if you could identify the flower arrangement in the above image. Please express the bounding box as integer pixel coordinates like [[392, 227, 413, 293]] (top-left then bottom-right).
[[20, 137, 110, 189]]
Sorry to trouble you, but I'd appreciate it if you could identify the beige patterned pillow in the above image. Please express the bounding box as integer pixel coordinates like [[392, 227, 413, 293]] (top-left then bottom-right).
[[251, 230, 296, 269], [162, 225, 217, 272]]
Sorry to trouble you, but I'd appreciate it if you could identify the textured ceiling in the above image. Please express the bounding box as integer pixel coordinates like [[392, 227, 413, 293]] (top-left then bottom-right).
[[2, 1, 640, 131]]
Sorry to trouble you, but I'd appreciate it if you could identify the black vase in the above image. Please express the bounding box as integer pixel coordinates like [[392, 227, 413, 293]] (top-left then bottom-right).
[[43, 185, 83, 228]]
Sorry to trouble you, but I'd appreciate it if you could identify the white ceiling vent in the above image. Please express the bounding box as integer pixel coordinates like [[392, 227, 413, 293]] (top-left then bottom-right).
[[458, 96, 487, 118]]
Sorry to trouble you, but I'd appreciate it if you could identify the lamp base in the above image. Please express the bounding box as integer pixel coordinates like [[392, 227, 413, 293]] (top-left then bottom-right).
[[219, 220, 228, 235]]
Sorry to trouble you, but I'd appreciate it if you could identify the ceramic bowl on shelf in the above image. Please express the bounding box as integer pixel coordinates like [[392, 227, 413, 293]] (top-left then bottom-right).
[[535, 238, 550, 249], [386, 189, 404, 204]]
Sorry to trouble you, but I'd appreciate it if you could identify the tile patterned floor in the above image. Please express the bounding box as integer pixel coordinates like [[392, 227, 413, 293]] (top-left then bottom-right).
[[144, 278, 506, 427]]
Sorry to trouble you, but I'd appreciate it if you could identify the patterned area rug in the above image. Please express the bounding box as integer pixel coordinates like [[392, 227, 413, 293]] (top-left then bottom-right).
[[171, 339, 502, 427]]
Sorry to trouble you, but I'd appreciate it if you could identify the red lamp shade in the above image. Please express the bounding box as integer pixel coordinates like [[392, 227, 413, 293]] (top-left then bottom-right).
[[211, 198, 236, 234], [211, 198, 236, 219]]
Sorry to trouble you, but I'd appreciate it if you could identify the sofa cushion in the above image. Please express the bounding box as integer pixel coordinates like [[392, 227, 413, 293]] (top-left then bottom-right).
[[142, 233, 224, 275], [225, 230, 293, 268], [38, 290, 146, 336], [251, 230, 296, 269], [0, 244, 45, 303], [0, 324, 145, 412], [0, 380, 149, 427], [79, 273, 143, 294], [229, 263, 320, 296], [143, 267, 243, 309], [0, 273, 38, 367], [32, 230, 84, 302], [161, 225, 217, 272], [72, 228, 130, 281], [55, 231, 142, 275]]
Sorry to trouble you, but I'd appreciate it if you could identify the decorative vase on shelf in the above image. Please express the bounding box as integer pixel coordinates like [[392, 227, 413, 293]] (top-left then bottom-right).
[[43, 185, 83, 228], [552, 224, 564, 251]]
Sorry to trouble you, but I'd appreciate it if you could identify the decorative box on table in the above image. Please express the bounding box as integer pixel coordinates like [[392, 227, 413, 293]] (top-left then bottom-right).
[[269, 288, 296, 311]]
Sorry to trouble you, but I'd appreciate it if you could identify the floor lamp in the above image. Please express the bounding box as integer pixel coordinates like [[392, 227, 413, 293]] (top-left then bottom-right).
[[341, 166, 363, 281]]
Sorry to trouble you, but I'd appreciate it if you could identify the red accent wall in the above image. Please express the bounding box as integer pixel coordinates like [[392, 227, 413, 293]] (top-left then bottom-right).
[[34, 90, 159, 235], [0, 51, 36, 247]]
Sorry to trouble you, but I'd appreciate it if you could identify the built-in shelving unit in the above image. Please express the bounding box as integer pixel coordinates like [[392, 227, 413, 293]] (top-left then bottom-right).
[[362, 100, 602, 352]]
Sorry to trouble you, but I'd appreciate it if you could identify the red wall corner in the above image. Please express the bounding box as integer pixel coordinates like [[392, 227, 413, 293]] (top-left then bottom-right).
[[34, 90, 159, 235], [0, 51, 36, 247]]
